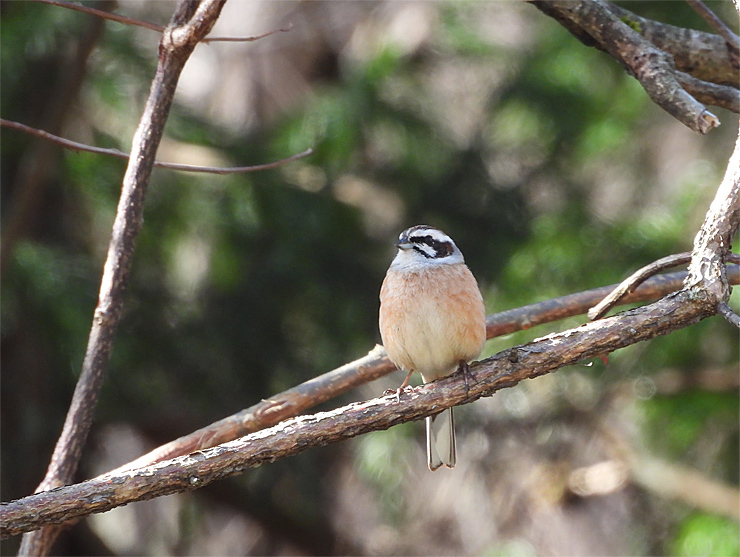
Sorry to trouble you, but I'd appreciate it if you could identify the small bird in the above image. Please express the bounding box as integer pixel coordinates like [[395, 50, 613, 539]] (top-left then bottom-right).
[[379, 225, 487, 471]]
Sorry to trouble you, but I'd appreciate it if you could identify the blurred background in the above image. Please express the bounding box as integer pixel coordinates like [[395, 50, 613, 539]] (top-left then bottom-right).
[[1, 1, 738, 555]]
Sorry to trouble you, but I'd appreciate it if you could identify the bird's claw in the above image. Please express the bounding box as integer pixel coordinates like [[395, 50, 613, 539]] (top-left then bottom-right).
[[458, 360, 477, 397]]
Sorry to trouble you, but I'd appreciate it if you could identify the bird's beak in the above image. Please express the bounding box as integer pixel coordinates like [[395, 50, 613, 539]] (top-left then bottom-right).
[[396, 238, 413, 250]]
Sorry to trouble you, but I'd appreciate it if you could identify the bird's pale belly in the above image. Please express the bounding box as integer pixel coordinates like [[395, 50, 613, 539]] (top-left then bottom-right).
[[384, 296, 482, 383]]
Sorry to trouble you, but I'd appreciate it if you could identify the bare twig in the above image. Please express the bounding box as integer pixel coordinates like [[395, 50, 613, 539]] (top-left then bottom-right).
[[0, 287, 721, 538], [531, 0, 725, 131], [0, 2, 112, 279], [203, 24, 294, 43], [590, 253, 740, 320], [18, 1, 227, 554], [1, 119, 312, 174], [33, 0, 291, 43], [588, 253, 692, 320], [676, 72, 740, 113], [33, 0, 164, 33], [716, 302, 740, 328], [685, 0, 740, 53], [166, 148, 314, 173]]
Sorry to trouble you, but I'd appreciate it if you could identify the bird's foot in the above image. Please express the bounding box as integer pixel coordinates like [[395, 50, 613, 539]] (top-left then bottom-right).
[[457, 360, 476, 397], [384, 369, 414, 402]]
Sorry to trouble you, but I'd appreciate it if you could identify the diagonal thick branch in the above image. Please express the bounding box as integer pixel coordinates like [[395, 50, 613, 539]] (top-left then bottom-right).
[[0, 287, 719, 538], [107, 263, 740, 476], [685, 130, 740, 299], [18, 1, 227, 554]]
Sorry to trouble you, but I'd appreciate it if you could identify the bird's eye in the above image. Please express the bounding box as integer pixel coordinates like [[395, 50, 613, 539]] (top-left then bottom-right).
[[411, 235, 453, 259]]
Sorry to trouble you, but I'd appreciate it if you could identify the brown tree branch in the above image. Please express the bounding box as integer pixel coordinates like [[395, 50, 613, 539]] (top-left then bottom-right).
[[102, 263, 739, 476], [675, 72, 740, 112], [18, 1, 227, 554], [0, 287, 720, 538], [34, 0, 164, 33], [1, 119, 313, 174], [716, 301, 740, 328], [606, 3, 739, 87], [111, 345, 395, 473], [530, 0, 732, 131]]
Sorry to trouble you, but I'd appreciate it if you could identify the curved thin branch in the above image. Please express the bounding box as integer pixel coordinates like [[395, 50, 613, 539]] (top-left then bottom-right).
[[33, 0, 292, 43], [0, 287, 720, 538], [1, 119, 313, 174], [590, 253, 740, 319], [588, 253, 693, 320], [33, 0, 164, 33], [676, 72, 740, 112], [203, 24, 294, 43], [717, 301, 740, 328]]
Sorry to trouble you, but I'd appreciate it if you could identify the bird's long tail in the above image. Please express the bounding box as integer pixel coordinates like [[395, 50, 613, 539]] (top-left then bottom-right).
[[426, 408, 456, 471]]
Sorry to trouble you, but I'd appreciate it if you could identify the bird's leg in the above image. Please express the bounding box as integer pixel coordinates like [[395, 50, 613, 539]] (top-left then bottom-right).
[[458, 360, 475, 397], [396, 370, 414, 402], [384, 369, 414, 402]]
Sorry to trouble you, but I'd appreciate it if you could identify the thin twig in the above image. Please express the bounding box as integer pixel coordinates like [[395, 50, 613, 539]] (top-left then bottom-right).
[[716, 302, 740, 328], [1, 3, 115, 283], [32, 0, 292, 43], [590, 253, 740, 320], [203, 24, 294, 43], [159, 148, 313, 174], [1, 119, 312, 174], [685, 0, 740, 52], [589, 253, 692, 320], [675, 72, 740, 113], [33, 0, 164, 33]]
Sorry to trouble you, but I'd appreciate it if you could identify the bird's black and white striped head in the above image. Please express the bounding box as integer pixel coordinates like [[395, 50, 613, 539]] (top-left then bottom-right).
[[390, 225, 465, 270]]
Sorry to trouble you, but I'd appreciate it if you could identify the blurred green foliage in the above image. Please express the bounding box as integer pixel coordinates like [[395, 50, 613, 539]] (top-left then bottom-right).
[[673, 513, 740, 557], [1, 1, 737, 555]]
